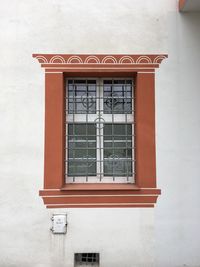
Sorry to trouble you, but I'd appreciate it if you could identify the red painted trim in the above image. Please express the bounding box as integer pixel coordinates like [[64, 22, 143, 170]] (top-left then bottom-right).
[[43, 196, 158, 205], [39, 188, 161, 196], [42, 63, 160, 68], [135, 73, 156, 188], [33, 54, 167, 208], [47, 204, 154, 208], [45, 68, 156, 74], [33, 54, 167, 65], [44, 73, 64, 188], [179, 0, 187, 11], [39, 187, 160, 208]]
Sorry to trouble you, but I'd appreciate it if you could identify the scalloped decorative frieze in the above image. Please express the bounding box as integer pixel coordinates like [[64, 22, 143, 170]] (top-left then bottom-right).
[[33, 54, 167, 65]]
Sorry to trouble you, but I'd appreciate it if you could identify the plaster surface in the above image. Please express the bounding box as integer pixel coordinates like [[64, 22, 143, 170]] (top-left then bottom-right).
[[0, 1, 200, 266]]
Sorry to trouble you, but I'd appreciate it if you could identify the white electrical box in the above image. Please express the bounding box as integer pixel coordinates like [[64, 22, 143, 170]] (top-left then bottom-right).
[[51, 214, 67, 234]]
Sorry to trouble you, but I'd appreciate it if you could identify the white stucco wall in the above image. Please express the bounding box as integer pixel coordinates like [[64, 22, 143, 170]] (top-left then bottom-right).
[[0, 1, 200, 266]]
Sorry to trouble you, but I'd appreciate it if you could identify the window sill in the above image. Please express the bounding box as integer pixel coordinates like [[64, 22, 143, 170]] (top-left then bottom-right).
[[39, 184, 161, 208], [61, 183, 140, 191]]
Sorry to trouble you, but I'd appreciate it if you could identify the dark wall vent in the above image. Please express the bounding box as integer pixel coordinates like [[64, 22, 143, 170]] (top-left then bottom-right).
[[74, 253, 99, 266]]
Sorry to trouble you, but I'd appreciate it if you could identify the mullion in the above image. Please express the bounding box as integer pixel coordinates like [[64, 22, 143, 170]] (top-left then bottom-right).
[[95, 82, 99, 181], [132, 80, 135, 179], [66, 82, 69, 183], [129, 82, 133, 174], [72, 81, 75, 181], [98, 82, 102, 181], [125, 81, 129, 181], [111, 80, 115, 180]]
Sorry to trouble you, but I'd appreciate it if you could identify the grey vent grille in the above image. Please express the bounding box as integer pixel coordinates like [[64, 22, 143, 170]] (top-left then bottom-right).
[[74, 253, 99, 266]]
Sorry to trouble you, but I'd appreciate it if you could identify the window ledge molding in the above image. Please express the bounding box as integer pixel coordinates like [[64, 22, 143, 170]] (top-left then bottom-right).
[[39, 187, 161, 208], [33, 54, 167, 208]]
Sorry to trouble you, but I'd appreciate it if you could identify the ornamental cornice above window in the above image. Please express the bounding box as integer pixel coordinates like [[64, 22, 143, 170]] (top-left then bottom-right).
[[33, 54, 167, 70]]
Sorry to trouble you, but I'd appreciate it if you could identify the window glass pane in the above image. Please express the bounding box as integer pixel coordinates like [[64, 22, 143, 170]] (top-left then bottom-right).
[[114, 148, 129, 158], [103, 123, 132, 177], [114, 124, 126, 135], [75, 124, 86, 135], [104, 148, 132, 158], [113, 80, 125, 84], [103, 80, 132, 114], [104, 159, 132, 176], [87, 161, 96, 175], [114, 124, 132, 135], [69, 149, 96, 159], [104, 148, 113, 158], [87, 124, 96, 135], [68, 124, 86, 135], [104, 124, 112, 136], [104, 141, 132, 148], [68, 135, 96, 141], [104, 124, 132, 138], [68, 124, 97, 136], [68, 160, 96, 176], [69, 141, 96, 149], [68, 123, 96, 176], [68, 80, 96, 114]]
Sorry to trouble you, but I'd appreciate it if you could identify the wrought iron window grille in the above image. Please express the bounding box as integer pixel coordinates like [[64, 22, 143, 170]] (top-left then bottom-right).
[[66, 78, 135, 183]]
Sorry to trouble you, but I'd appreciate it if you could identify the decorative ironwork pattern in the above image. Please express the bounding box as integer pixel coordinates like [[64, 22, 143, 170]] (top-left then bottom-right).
[[66, 79, 135, 183]]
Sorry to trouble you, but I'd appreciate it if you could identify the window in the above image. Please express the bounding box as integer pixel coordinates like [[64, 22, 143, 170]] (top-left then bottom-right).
[[66, 78, 134, 183], [33, 54, 167, 208]]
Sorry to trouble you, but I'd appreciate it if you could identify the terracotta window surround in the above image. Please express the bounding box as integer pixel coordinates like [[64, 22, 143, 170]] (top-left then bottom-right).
[[178, 0, 186, 11], [33, 54, 167, 208]]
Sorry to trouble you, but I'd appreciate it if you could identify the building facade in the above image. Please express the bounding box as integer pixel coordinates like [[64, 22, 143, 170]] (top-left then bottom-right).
[[0, 0, 200, 266]]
